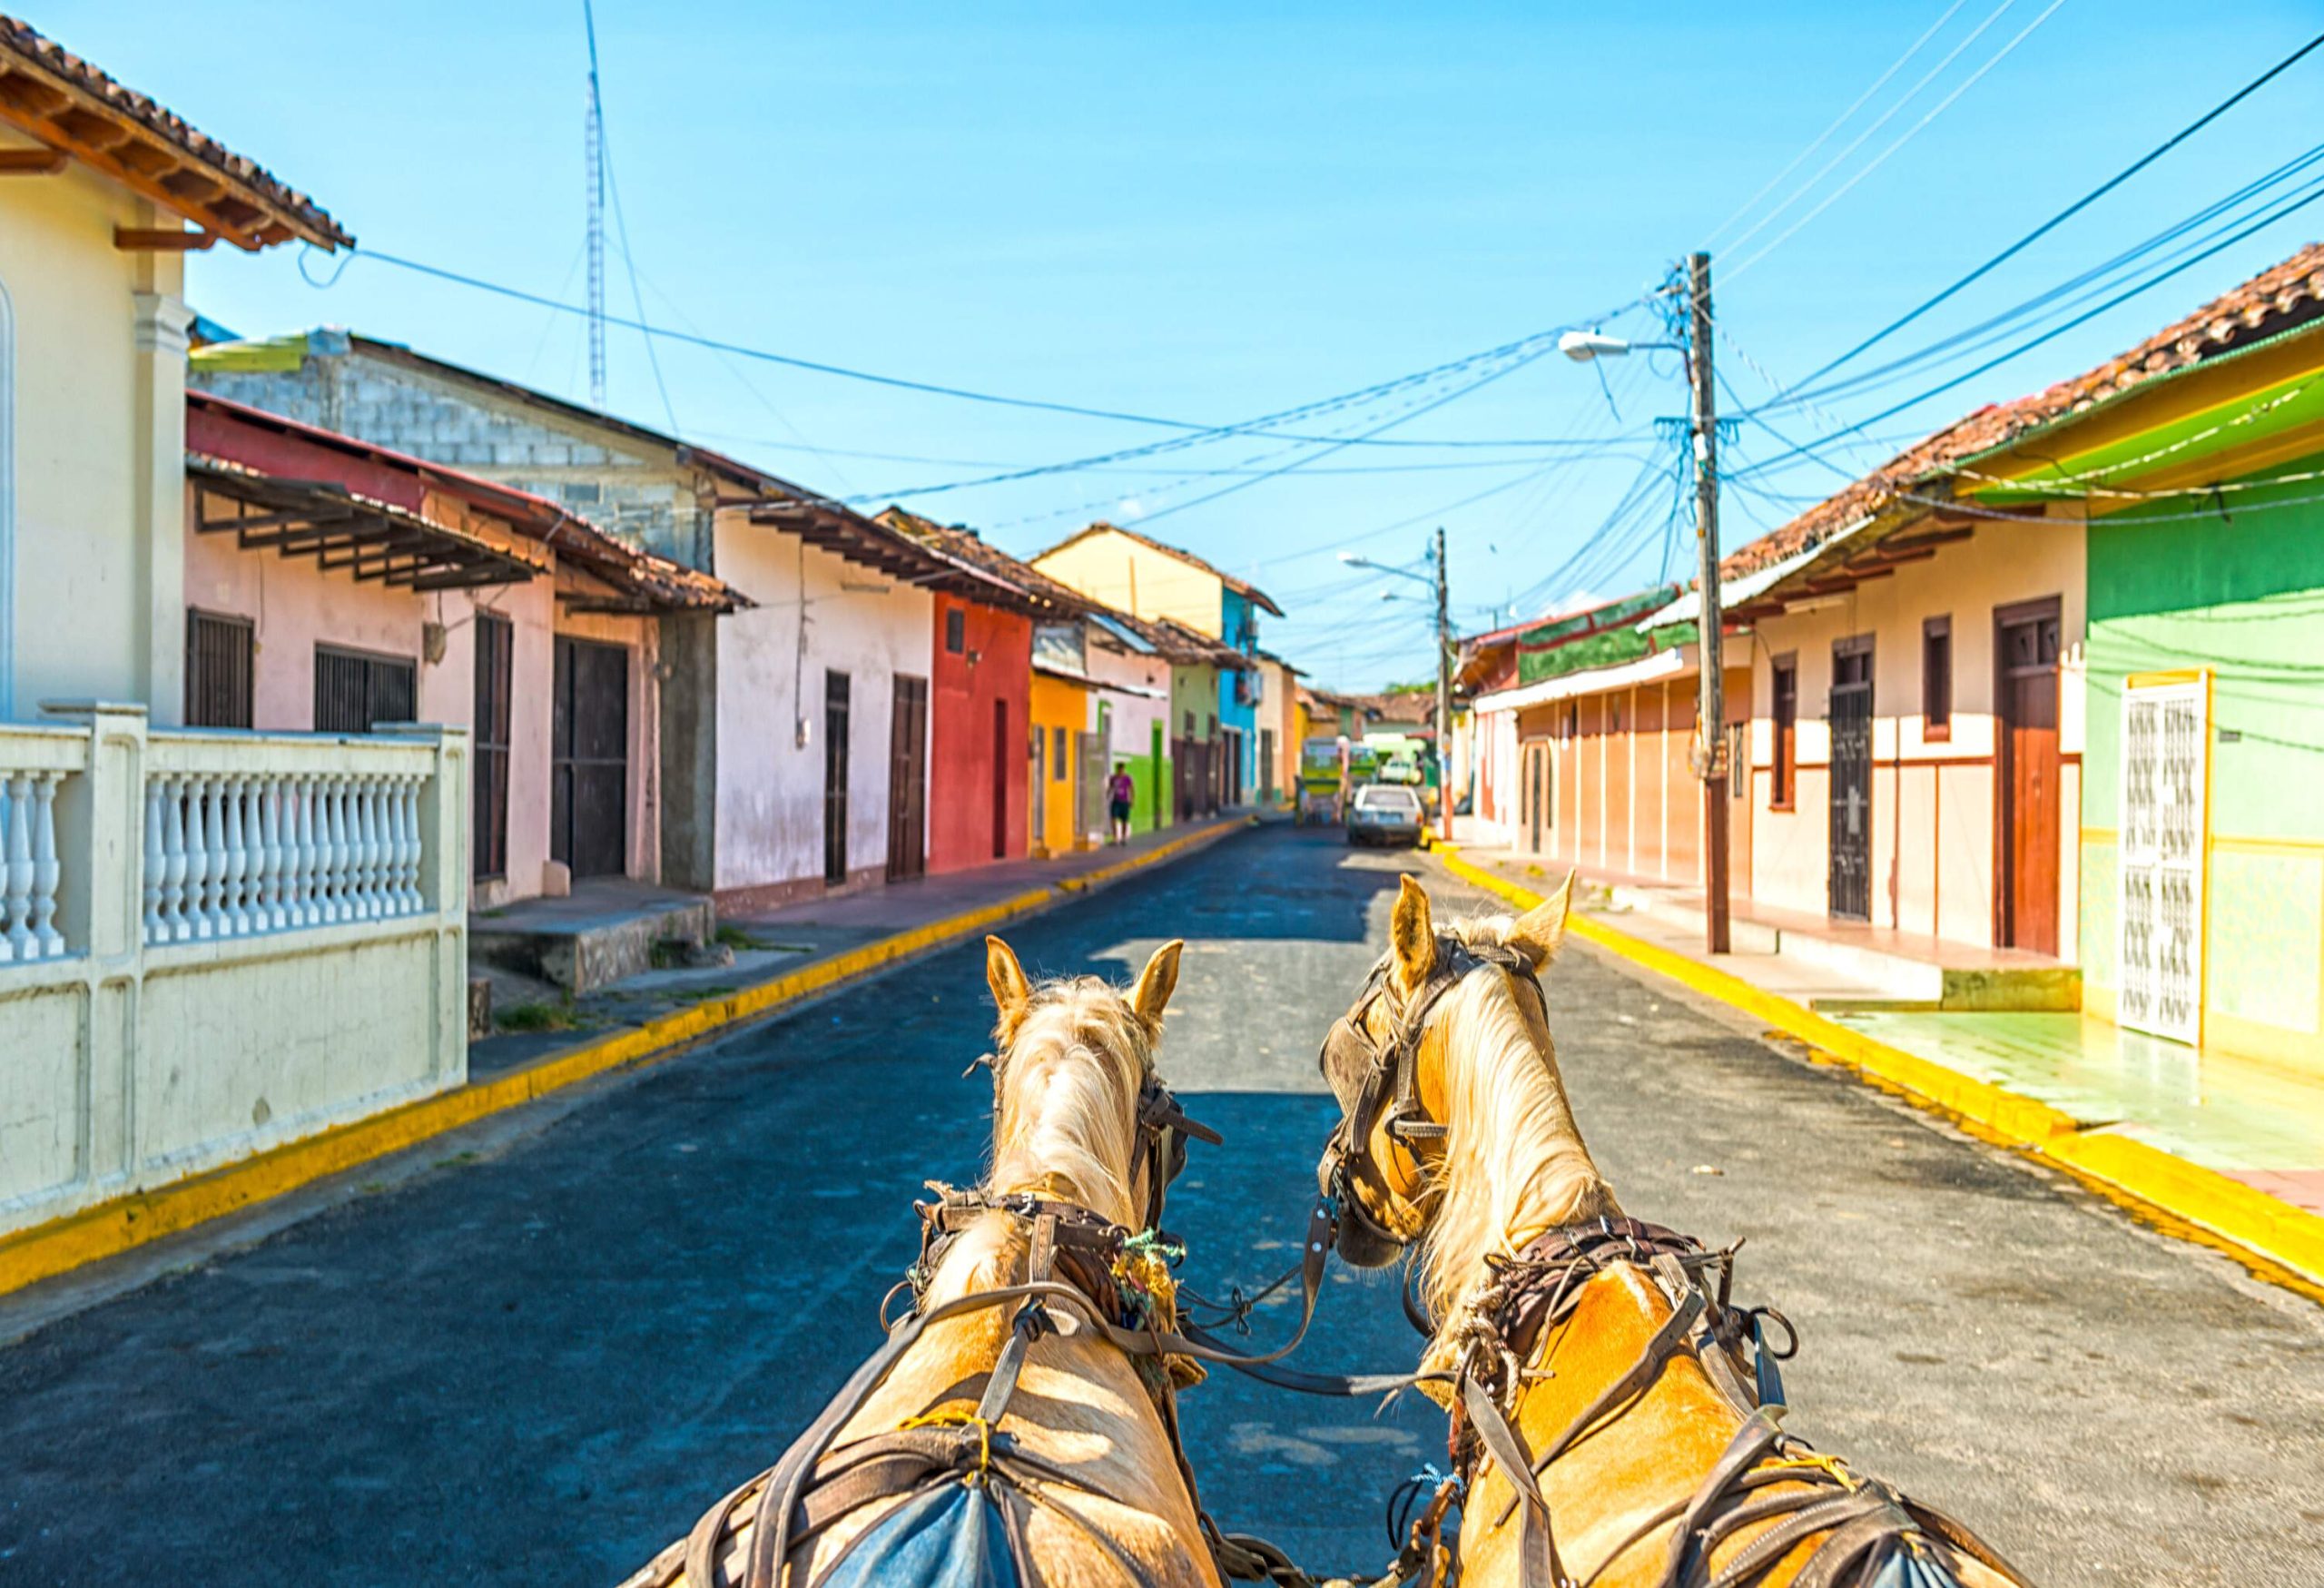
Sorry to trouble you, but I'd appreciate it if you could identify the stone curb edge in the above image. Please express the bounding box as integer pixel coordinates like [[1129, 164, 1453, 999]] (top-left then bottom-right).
[[1432, 844, 2324, 1291], [0, 816, 1260, 1298]]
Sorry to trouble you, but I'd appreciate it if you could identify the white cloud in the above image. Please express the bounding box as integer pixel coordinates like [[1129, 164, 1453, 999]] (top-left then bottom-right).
[[1117, 497, 1147, 521]]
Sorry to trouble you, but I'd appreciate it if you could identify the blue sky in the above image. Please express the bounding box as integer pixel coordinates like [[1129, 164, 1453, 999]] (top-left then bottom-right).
[[47, 1, 2324, 686]]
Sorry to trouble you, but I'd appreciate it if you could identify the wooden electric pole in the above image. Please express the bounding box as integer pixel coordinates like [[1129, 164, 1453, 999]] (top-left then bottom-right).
[[1689, 252, 1731, 953]]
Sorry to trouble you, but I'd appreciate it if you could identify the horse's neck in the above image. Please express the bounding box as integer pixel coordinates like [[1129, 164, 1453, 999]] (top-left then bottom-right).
[[1422, 978, 1618, 1317]]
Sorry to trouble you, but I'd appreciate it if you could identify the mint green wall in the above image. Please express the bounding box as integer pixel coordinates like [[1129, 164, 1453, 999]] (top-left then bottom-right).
[[2081, 461, 2324, 1060], [2083, 467, 2324, 840]]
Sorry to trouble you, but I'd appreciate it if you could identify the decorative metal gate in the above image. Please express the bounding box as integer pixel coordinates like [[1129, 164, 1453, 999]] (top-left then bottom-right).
[[2118, 672, 2210, 1044], [1827, 641, 1873, 922]]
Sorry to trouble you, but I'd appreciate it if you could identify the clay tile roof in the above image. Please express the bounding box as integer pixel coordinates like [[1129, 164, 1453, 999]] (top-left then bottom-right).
[[1716, 242, 2324, 582], [186, 392, 746, 613], [1035, 521, 1284, 616], [0, 15, 350, 250], [873, 508, 1098, 616]]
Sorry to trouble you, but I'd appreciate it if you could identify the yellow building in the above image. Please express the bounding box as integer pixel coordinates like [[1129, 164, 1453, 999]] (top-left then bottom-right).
[[1029, 666, 1094, 857]]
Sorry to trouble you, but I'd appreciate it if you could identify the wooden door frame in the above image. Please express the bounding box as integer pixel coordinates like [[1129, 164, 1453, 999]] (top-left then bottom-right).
[[1991, 594, 2063, 950]]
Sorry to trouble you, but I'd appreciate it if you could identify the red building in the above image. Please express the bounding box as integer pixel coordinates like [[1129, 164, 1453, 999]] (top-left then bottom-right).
[[881, 510, 1095, 874]]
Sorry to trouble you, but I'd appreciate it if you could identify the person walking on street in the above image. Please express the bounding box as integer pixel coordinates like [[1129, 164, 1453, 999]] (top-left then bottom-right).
[[1107, 762, 1136, 845]]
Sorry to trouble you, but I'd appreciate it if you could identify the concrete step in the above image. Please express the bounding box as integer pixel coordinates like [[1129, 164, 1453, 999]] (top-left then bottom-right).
[[1603, 885, 2079, 1011], [470, 885, 716, 995]]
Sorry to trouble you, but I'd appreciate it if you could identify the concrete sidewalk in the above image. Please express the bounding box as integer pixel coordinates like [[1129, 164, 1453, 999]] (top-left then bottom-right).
[[472, 815, 1261, 1077], [1436, 842, 2324, 1292]]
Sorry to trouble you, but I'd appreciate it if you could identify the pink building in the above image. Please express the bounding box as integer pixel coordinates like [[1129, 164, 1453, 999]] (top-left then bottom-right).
[[182, 393, 743, 910]]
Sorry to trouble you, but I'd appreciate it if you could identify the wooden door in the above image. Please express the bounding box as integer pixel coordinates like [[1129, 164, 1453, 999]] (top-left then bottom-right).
[[472, 615, 514, 882], [991, 699, 1010, 860], [1522, 740, 1550, 853], [1996, 603, 2063, 953], [822, 670, 852, 885], [551, 637, 629, 880], [1827, 640, 1873, 922], [886, 675, 928, 882]]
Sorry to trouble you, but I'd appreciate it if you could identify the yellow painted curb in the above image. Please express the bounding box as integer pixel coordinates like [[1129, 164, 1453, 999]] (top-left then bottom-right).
[[1432, 844, 2324, 1289], [0, 817, 1254, 1298]]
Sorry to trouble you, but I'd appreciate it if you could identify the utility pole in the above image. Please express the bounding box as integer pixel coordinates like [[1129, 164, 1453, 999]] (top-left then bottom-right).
[[1689, 252, 1731, 953], [1434, 525, 1453, 844]]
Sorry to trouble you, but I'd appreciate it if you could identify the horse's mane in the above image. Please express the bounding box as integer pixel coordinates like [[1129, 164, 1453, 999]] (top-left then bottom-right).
[[1415, 917, 1618, 1324], [990, 976, 1153, 1228], [921, 975, 1154, 1307]]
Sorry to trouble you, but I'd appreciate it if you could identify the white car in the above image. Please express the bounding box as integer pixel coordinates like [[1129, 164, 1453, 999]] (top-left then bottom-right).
[[1347, 784, 1424, 847]]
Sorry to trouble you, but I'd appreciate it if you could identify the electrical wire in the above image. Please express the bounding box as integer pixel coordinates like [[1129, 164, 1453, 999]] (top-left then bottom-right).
[[1719, 0, 2030, 261], [1730, 173, 2324, 482], [1765, 141, 2324, 414], [1703, 0, 1972, 251], [324, 242, 1656, 462], [1744, 25, 2324, 412], [1725, 0, 2071, 283]]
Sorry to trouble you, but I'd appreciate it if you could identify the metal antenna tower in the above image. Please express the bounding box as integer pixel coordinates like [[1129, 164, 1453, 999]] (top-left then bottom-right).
[[583, 0, 606, 409]]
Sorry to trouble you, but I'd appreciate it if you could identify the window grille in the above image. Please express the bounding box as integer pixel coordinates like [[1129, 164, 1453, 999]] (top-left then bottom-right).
[[185, 610, 254, 729], [314, 645, 417, 734]]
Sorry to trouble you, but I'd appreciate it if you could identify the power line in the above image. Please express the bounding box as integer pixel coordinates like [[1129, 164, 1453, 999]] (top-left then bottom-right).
[[1732, 173, 2324, 480], [1724, 0, 2070, 282], [1719, 0, 2029, 261], [1770, 142, 2324, 413], [330, 242, 1652, 458], [1748, 25, 2324, 411], [1703, 0, 1971, 250]]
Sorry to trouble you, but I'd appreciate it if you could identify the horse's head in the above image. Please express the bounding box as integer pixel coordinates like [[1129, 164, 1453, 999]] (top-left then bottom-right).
[[1316, 873, 1575, 1270], [983, 933, 1206, 1234]]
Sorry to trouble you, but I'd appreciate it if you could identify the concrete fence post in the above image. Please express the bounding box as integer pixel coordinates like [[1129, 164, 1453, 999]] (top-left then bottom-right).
[[379, 723, 469, 1086], [38, 700, 148, 1193]]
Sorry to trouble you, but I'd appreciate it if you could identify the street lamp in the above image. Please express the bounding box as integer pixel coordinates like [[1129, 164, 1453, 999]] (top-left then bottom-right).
[[1340, 536, 1453, 843], [1557, 257, 1731, 953]]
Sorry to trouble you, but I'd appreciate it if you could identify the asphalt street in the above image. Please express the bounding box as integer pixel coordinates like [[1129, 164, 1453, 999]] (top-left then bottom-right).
[[1, 824, 2320, 1585]]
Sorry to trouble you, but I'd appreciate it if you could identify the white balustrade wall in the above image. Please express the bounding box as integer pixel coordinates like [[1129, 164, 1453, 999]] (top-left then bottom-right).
[[0, 760, 69, 965], [1, 705, 469, 1242], [143, 770, 429, 946]]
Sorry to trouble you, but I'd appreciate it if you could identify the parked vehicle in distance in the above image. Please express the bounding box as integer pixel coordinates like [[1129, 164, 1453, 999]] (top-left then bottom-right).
[[1347, 782, 1424, 847]]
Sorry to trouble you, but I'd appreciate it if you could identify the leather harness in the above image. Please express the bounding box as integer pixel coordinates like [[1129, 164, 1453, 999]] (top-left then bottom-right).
[[631, 1069, 1358, 1588], [1315, 938, 2034, 1588]]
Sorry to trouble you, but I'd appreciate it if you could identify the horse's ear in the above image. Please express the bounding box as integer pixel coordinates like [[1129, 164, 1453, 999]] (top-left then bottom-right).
[[986, 935, 1032, 1034], [1130, 939, 1183, 1035], [1391, 873, 1437, 991], [1508, 870, 1575, 971]]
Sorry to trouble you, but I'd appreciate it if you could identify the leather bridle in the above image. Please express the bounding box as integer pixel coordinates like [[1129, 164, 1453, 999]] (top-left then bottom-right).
[[1315, 932, 1546, 1259]]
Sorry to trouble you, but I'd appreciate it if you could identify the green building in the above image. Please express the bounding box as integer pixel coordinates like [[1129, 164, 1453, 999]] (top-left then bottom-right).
[[1955, 244, 2324, 1073]]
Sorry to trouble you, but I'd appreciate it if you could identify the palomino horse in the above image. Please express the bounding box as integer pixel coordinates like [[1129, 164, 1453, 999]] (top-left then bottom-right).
[[1315, 875, 2029, 1588], [625, 935, 1228, 1588]]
